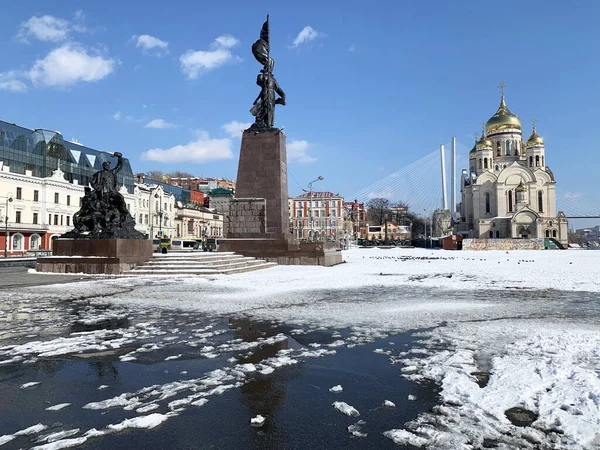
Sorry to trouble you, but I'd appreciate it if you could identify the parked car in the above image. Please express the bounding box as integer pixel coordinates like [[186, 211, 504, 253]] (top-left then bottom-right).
[[203, 238, 220, 252]]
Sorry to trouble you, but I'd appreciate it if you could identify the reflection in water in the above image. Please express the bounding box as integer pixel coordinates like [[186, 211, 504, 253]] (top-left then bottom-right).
[[88, 360, 119, 379], [231, 318, 295, 447]]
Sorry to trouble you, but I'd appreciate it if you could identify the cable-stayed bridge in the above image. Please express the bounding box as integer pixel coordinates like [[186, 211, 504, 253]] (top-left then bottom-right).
[[349, 140, 600, 220]]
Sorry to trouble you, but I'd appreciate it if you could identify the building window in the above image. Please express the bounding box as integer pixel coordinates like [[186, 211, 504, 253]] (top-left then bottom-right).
[[16, 187, 22, 200], [33, 213, 38, 224], [485, 192, 491, 214], [12, 234, 23, 250], [54, 193, 59, 204], [484, 158, 488, 169], [496, 142, 501, 156], [535, 155, 540, 167], [495, 165, 499, 171], [552, 229, 557, 238], [495, 230, 500, 238], [508, 190, 513, 212], [489, 230, 493, 238], [145, 214, 148, 224], [545, 230, 550, 238], [66, 216, 70, 226], [34, 190, 39, 202], [60, 215, 64, 226], [48, 214, 52, 224], [505, 141, 511, 155], [478, 159, 482, 169], [538, 191, 543, 212], [15, 211, 21, 223], [139, 214, 143, 224], [54, 214, 59, 225], [67, 195, 71, 206], [31, 234, 40, 250], [529, 156, 533, 167], [542, 156, 544, 166]]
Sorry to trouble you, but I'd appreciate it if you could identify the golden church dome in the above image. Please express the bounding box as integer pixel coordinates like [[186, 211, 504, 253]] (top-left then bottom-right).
[[469, 142, 476, 158], [476, 131, 493, 150], [526, 127, 544, 147], [516, 180, 527, 192], [486, 96, 522, 134]]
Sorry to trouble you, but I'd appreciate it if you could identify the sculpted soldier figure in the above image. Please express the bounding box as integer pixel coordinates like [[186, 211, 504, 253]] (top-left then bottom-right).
[[248, 15, 286, 131]]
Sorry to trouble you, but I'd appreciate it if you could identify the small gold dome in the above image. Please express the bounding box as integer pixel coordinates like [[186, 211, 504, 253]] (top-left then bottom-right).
[[486, 96, 522, 134], [476, 131, 493, 150], [516, 180, 527, 192], [526, 127, 544, 147], [469, 142, 477, 157]]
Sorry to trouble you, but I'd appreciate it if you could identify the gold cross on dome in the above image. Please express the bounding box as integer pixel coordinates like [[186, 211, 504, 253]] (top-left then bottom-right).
[[480, 121, 486, 135], [497, 81, 507, 96], [473, 132, 479, 142], [532, 117, 537, 128]]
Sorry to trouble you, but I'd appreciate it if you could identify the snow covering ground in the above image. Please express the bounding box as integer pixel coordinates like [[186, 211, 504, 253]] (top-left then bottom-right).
[[1, 247, 599, 449]]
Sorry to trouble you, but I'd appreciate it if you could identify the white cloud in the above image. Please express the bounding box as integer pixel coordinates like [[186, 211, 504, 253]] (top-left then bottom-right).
[[27, 44, 116, 88], [144, 119, 177, 129], [222, 120, 252, 138], [0, 71, 28, 92], [141, 131, 234, 163], [288, 140, 317, 163], [132, 34, 169, 56], [17, 12, 87, 43], [291, 26, 324, 48], [113, 111, 121, 120], [179, 35, 240, 79], [213, 35, 239, 49]]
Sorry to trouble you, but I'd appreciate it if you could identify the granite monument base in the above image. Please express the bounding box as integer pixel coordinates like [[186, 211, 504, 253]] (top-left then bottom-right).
[[37, 239, 153, 275], [219, 239, 342, 266]]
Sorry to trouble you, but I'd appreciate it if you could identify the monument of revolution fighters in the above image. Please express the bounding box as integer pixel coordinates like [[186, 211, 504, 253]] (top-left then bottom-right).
[[37, 152, 152, 274], [219, 15, 341, 266]]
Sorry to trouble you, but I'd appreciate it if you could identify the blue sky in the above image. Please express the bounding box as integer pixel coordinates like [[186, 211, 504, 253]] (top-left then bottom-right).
[[1, 0, 599, 221]]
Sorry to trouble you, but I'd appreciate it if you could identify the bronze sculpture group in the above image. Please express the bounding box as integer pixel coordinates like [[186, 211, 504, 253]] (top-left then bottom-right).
[[63, 152, 145, 239]]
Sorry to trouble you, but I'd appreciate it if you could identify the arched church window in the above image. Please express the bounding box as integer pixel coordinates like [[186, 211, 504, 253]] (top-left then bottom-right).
[[496, 142, 501, 156], [541, 156, 544, 166], [529, 156, 533, 167], [503, 164, 507, 169], [478, 159, 482, 169], [495, 165, 499, 171], [538, 191, 543, 212], [508, 190, 513, 212], [535, 155, 540, 167], [552, 229, 557, 238], [545, 230, 550, 238], [484, 158, 488, 169], [485, 192, 491, 214], [495, 230, 500, 238], [514, 141, 519, 156], [489, 230, 493, 238], [505, 141, 511, 155]]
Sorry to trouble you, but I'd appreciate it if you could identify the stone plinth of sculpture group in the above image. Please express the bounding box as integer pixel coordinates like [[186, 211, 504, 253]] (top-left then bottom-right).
[[37, 152, 152, 274]]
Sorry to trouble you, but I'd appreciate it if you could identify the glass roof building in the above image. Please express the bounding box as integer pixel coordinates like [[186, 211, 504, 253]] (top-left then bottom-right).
[[0, 120, 135, 193]]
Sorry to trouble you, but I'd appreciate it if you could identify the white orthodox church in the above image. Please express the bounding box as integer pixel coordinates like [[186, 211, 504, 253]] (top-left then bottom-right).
[[457, 92, 568, 244]]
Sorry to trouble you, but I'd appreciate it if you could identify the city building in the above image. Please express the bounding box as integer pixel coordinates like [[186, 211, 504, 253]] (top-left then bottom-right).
[[289, 192, 344, 241], [0, 120, 136, 255], [456, 93, 568, 243], [134, 183, 176, 239], [208, 188, 234, 236], [343, 200, 367, 239], [174, 204, 224, 239], [167, 176, 236, 193]]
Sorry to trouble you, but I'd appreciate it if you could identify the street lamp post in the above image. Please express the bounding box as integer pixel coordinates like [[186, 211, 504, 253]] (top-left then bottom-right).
[[3, 193, 14, 258], [154, 193, 163, 235], [303, 176, 323, 242]]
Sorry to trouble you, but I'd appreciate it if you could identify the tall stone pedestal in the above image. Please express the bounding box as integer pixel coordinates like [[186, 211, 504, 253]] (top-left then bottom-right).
[[219, 129, 342, 266], [37, 239, 153, 275]]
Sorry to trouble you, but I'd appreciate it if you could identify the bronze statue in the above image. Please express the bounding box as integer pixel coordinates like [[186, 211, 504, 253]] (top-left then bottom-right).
[[63, 152, 145, 239], [248, 15, 286, 131]]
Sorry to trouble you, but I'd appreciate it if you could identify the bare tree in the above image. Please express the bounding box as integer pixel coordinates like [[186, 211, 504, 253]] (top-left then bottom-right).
[[366, 198, 392, 226], [145, 170, 165, 182], [168, 171, 196, 178]]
